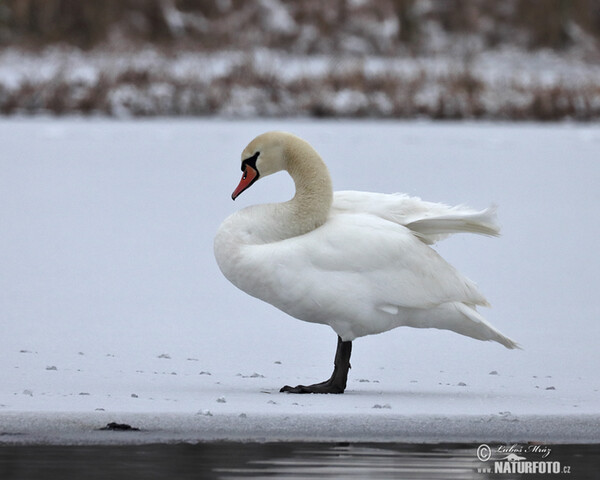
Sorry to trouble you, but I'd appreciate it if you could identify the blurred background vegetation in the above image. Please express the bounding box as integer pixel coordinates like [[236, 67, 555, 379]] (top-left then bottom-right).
[[1, 0, 599, 53], [0, 0, 599, 119]]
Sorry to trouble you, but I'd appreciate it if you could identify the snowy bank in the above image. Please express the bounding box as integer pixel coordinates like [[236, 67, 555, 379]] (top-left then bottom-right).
[[2, 412, 599, 445], [1, 47, 600, 119]]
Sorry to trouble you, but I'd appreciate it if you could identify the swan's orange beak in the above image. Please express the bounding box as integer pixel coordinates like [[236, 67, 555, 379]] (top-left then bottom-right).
[[232, 165, 259, 200]]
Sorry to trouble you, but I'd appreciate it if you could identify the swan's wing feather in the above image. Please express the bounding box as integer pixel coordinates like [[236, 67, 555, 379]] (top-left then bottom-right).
[[258, 213, 489, 311], [405, 206, 500, 241], [230, 212, 513, 345], [333, 191, 500, 244]]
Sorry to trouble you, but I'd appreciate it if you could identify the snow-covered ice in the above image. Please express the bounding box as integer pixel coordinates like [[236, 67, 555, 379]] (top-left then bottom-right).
[[1, 119, 599, 444]]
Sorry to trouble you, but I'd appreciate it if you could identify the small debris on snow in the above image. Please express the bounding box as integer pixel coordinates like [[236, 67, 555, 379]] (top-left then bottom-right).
[[239, 413, 247, 418], [22, 389, 33, 397], [131, 394, 139, 398], [46, 366, 58, 371], [198, 409, 213, 416], [372, 403, 391, 409], [410, 380, 418, 383], [274, 361, 282, 365], [99, 422, 139, 431], [186, 358, 199, 361], [358, 379, 370, 383], [267, 400, 277, 405], [78, 392, 90, 396], [78, 352, 85, 356], [498, 411, 519, 422], [216, 396, 226, 403], [158, 353, 171, 359], [457, 382, 467, 387], [95, 408, 105, 411], [239, 372, 265, 378], [19, 350, 33, 354], [199, 371, 212, 375], [489, 370, 499, 375], [546, 386, 556, 390]]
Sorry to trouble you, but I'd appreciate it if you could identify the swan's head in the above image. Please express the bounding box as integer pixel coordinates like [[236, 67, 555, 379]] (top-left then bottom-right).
[[232, 131, 293, 200]]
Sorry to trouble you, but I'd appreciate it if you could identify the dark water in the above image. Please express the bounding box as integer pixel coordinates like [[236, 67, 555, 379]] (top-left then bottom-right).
[[0, 442, 598, 480]]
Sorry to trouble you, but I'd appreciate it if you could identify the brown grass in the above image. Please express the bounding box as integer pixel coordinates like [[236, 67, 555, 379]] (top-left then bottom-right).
[[1, 0, 599, 54]]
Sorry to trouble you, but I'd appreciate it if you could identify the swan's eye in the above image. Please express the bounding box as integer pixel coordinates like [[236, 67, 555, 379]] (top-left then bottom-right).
[[241, 151, 260, 173]]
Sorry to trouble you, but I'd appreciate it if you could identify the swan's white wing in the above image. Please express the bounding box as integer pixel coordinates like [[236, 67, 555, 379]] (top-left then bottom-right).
[[332, 191, 500, 244], [220, 210, 516, 346], [300, 212, 489, 308], [238, 213, 488, 325]]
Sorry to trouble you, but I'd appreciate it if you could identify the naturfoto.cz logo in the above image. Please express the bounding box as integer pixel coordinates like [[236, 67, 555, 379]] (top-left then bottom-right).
[[476, 443, 572, 475]]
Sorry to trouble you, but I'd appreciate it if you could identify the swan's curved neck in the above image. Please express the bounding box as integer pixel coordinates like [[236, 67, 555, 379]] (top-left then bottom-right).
[[219, 137, 334, 246], [283, 141, 333, 238]]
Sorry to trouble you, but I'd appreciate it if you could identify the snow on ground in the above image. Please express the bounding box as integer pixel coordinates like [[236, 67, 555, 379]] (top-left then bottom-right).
[[1, 119, 599, 444]]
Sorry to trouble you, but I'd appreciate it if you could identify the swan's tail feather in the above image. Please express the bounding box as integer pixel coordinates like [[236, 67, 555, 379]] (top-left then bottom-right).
[[402, 302, 520, 350], [406, 206, 500, 244], [449, 302, 520, 350]]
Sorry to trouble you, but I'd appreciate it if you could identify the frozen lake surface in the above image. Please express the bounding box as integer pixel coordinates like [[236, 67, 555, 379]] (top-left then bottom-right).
[[1, 119, 599, 444]]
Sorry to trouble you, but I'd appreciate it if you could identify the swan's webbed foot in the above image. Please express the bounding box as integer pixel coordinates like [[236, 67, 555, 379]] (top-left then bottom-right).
[[280, 379, 345, 394], [280, 336, 352, 394]]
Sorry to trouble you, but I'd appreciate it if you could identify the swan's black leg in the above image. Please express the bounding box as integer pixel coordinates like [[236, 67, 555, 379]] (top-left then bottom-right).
[[280, 336, 352, 394]]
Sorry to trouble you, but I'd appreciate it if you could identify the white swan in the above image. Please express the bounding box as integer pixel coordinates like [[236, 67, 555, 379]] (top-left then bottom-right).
[[214, 131, 518, 394]]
